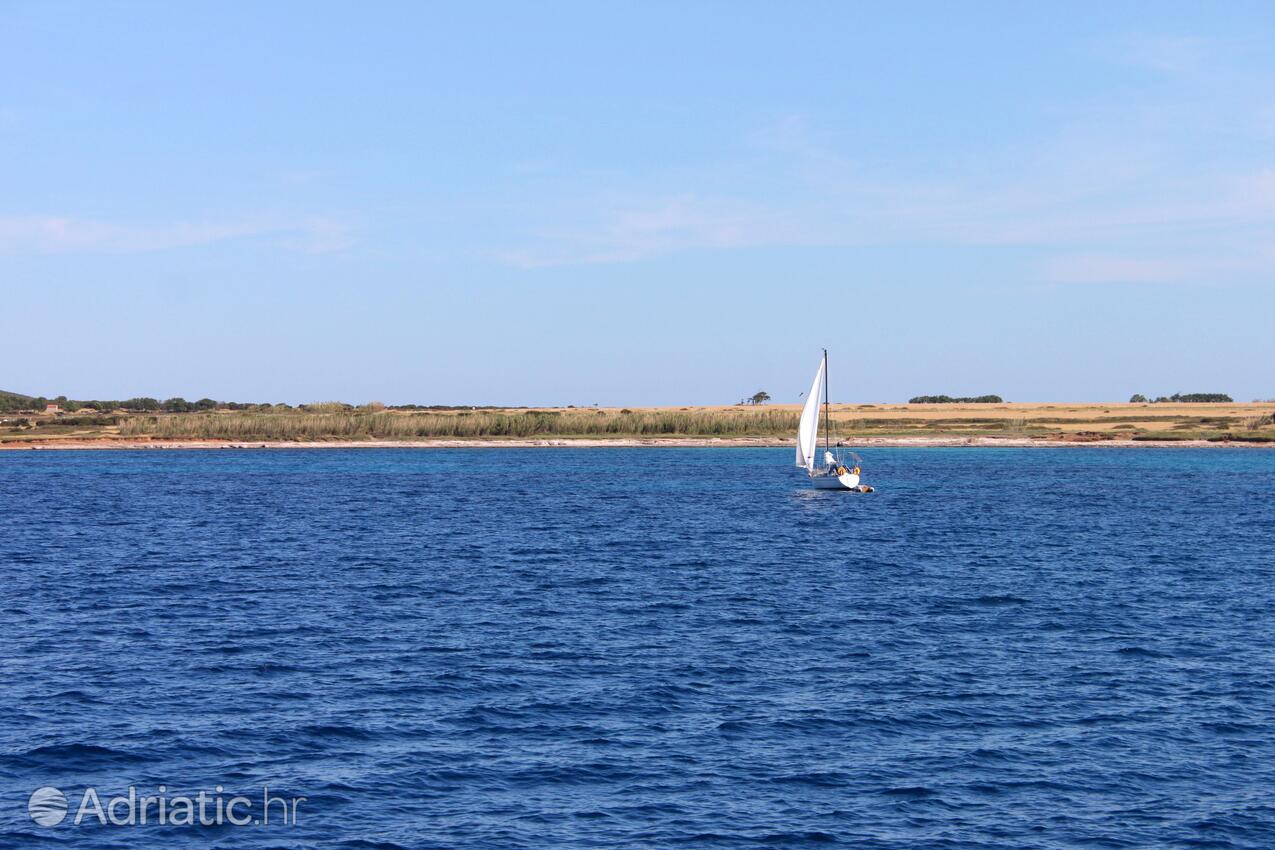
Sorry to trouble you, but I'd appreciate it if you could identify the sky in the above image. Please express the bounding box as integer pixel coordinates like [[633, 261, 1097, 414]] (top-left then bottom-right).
[[2, 1, 1273, 405]]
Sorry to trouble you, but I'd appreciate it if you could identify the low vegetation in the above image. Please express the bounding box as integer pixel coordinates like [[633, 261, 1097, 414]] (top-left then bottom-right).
[[117, 409, 800, 440], [908, 395, 1004, 404], [1131, 393, 1234, 403], [0, 390, 35, 413], [4, 390, 1274, 445]]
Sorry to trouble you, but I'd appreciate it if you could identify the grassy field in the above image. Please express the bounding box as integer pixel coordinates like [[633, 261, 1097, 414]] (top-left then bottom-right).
[[116, 409, 799, 440], [3, 402, 1275, 444]]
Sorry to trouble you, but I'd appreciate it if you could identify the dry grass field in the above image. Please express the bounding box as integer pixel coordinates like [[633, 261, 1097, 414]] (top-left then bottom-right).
[[807, 401, 1275, 442], [3, 402, 1274, 446]]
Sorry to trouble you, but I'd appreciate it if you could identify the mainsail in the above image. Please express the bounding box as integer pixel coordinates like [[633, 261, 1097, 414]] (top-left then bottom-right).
[[795, 355, 825, 471]]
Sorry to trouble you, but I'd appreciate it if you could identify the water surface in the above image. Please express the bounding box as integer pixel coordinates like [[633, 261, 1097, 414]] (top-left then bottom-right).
[[2, 447, 1273, 848]]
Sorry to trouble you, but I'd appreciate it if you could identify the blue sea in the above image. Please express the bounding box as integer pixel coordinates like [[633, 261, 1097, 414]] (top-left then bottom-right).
[[2, 447, 1273, 849]]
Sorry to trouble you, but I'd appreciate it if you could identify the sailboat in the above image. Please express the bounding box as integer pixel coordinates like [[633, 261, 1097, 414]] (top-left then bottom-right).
[[796, 350, 869, 491]]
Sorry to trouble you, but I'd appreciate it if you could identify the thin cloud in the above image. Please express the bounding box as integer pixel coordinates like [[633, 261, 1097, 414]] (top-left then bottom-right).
[[497, 196, 802, 268], [1041, 239, 1275, 285], [495, 163, 1275, 272], [489, 27, 1275, 277], [493, 109, 1275, 281], [1043, 254, 1198, 284], [0, 214, 352, 255], [1120, 35, 1216, 75]]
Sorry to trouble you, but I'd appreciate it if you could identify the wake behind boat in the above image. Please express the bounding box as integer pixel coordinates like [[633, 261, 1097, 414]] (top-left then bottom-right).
[[796, 350, 874, 492]]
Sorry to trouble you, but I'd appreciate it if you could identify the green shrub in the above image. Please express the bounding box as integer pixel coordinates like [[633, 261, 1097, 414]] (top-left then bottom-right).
[[1153, 393, 1233, 403], [908, 395, 1004, 404], [36, 416, 117, 427]]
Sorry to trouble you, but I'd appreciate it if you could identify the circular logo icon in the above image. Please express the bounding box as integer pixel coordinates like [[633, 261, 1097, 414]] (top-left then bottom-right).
[[28, 786, 68, 827]]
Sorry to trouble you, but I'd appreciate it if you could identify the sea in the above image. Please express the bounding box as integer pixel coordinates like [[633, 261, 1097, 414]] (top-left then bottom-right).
[[1, 447, 1273, 849]]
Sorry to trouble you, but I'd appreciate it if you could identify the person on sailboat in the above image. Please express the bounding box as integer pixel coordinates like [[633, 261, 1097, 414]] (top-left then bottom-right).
[[823, 450, 839, 474]]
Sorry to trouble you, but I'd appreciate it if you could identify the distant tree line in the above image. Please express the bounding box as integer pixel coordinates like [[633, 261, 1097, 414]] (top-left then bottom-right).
[[908, 395, 1004, 404], [1129, 393, 1233, 403], [0, 393, 294, 414], [0, 392, 545, 414]]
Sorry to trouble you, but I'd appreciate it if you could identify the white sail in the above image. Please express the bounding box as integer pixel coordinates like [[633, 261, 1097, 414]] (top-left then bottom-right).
[[795, 355, 825, 471]]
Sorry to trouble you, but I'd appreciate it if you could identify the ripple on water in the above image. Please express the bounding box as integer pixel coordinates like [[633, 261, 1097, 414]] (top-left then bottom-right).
[[2, 447, 1274, 849]]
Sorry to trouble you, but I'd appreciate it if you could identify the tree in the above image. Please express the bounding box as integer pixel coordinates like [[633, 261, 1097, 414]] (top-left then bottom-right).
[[1129, 394, 1148, 403], [909, 394, 1004, 404], [1154, 393, 1233, 403], [750, 391, 771, 405], [1173, 393, 1233, 403]]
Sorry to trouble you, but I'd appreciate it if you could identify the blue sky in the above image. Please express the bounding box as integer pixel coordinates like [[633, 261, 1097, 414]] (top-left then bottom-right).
[[3, 1, 1273, 404]]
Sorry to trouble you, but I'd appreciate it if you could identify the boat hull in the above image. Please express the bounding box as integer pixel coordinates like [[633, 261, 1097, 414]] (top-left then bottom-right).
[[811, 472, 860, 490]]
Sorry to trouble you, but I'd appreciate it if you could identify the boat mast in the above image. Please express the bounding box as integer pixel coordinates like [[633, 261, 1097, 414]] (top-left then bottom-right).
[[822, 348, 830, 457]]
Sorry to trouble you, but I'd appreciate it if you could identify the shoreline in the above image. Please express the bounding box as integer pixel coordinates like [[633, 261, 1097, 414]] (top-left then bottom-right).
[[3, 436, 1273, 450]]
